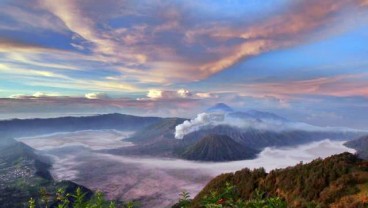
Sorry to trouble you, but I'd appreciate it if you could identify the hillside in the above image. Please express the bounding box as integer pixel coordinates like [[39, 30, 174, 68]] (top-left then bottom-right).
[[180, 134, 258, 161], [0, 137, 92, 208], [345, 135, 368, 159], [127, 117, 186, 143], [191, 152, 368, 208]]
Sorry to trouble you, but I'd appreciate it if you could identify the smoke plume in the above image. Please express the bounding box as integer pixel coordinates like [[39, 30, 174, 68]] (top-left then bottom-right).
[[174, 113, 225, 139], [174, 111, 366, 139]]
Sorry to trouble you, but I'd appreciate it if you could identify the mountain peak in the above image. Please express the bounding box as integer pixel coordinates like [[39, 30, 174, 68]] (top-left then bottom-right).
[[180, 134, 258, 161], [206, 103, 234, 113]]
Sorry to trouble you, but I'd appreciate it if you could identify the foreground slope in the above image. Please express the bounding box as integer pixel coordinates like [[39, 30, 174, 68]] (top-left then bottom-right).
[[181, 134, 258, 161], [192, 153, 368, 208]]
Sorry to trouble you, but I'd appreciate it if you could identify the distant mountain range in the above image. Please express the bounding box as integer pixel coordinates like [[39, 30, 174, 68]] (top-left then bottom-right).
[[345, 135, 368, 159], [207, 103, 288, 122], [228, 109, 289, 122], [0, 113, 161, 138], [101, 104, 366, 161], [1, 103, 366, 162], [181, 124, 360, 150], [107, 119, 364, 162], [180, 134, 258, 161]]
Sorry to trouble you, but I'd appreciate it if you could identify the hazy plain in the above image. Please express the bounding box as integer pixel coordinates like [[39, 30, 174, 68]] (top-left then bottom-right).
[[18, 130, 356, 208]]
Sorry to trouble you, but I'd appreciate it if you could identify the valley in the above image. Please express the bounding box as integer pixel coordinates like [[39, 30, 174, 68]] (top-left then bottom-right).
[[0, 108, 367, 207], [16, 129, 356, 207]]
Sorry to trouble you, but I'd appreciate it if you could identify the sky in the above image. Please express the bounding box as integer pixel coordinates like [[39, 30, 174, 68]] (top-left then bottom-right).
[[1, 0, 368, 128]]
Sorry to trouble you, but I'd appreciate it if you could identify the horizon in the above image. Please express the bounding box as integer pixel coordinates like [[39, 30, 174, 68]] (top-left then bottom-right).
[[1, 0, 368, 129]]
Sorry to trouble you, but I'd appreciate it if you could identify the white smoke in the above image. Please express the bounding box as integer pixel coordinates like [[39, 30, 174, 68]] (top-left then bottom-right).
[[174, 113, 225, 139], [174, 111, 295, 140], [174, 111, 367, 139]]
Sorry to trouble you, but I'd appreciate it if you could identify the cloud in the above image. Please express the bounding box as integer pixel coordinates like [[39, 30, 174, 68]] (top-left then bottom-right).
[[85, 92, 109, 100], [146, 89, 191, 100], [0, 92, 204, 118], [38, 0, 145, 65], [5, 52, 79, 71], [195, 92, 216, 99], [3, 0, 359, 85], [194, 0, 368, 78], [0, 37, 57, 53], [145, 89, 215, 100], [0, 4, 66, 32], [0, 63, 67, 79], [234, 74, 368, 99], [21, 129, 356, 207], [9, 92, 60, 99], [0, 0, 367, 86]]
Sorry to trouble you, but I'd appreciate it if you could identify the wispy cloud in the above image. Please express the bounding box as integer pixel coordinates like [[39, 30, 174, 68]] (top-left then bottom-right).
[[233, 74, 368, 98], [33, 0, 368, 82], [195, 0, 368, 78], [1, 0, 367, 85]]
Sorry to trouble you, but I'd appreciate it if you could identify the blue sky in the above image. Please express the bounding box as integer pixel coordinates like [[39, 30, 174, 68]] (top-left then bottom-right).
[[1, 0, 368, 128]]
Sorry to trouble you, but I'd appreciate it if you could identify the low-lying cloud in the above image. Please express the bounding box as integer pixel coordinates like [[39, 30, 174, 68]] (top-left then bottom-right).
[[18, 130, 356, 208]]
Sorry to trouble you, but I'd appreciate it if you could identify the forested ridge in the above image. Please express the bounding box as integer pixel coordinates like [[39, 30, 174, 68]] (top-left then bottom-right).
[[191, 153, 368, 208]]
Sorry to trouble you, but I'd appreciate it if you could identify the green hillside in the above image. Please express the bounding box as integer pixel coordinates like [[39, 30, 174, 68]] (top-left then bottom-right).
[[191, 153, 368, 208]]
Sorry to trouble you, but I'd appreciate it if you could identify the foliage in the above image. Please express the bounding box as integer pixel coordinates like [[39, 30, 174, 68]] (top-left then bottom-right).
[[175, 183, 286, 208], [28, 187, 137, 208], [192, 153, 368, 208], [200, 183, 286, 208]]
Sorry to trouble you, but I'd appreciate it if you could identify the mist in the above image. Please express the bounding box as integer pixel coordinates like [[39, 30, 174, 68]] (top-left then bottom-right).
[[17, 130, 356, 208], [174, 112, 365, 139]]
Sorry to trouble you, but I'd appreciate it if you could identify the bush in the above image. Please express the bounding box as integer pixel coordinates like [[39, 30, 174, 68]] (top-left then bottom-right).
[[178, 182, 287, 208], [28, 187, 137, 208]]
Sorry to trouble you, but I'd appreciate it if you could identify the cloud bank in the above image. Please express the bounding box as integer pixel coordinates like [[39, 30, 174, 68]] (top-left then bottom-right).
[[19, 130, 356, 207]]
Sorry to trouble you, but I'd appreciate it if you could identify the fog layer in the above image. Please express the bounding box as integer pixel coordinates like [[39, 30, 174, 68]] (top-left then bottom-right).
[[18, 130, 356, 208]]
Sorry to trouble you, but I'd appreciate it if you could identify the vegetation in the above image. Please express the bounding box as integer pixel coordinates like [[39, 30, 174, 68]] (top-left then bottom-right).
[[173, 183, 286, 208], [29, 185, 286, 208], [192, 153, 368, 208], [28, 187, 136, 208]]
